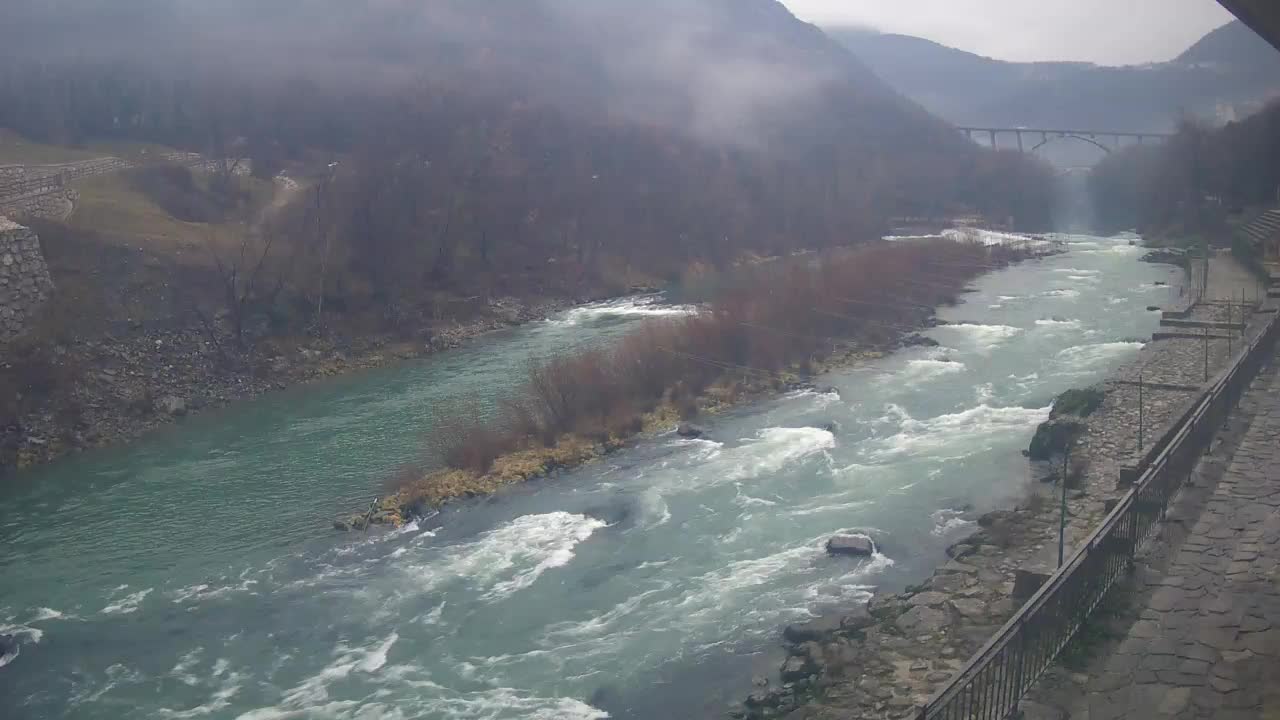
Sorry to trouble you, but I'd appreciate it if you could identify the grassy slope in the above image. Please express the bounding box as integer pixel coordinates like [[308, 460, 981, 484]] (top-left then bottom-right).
[[0, 129, 181, 166]]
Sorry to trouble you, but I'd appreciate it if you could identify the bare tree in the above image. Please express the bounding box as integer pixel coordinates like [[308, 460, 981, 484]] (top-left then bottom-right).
[[200, 222, 279, 353]]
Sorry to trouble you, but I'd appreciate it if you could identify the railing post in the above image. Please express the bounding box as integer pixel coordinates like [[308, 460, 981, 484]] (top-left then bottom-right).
[[1059, 445, 1069, 568], [1138, 373, 1144, 454], [1204, 327, 1210, 383]]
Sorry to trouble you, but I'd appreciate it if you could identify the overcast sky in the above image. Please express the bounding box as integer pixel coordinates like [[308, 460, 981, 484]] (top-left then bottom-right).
[[781, 0, 1236, 65]]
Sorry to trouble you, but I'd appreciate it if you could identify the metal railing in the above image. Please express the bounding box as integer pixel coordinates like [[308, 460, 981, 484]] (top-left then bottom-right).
[[918, 306, 1280, 720]]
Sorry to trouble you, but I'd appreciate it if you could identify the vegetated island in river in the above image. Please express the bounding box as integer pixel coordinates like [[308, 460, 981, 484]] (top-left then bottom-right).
[[339, 234, 1060, 530]]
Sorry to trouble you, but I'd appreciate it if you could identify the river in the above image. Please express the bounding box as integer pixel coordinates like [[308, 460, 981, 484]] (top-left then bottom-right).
[[0, 233, 1178, 719]]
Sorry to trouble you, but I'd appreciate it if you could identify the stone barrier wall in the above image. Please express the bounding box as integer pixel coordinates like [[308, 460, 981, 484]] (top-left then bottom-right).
[[0, 216, 54, 344], [0, 155, 247, 221]]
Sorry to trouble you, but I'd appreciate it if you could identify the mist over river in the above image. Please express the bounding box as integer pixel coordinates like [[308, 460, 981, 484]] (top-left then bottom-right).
[[0, 233, 1178, 719]]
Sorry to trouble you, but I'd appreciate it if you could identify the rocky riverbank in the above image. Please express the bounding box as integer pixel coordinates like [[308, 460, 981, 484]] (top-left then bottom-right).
[[729, 255, 1268, 719], [0, 295, 589, 472]]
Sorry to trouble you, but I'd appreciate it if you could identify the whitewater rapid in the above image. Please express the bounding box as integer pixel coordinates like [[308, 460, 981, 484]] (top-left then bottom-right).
[[0, 232, 1180, 719]]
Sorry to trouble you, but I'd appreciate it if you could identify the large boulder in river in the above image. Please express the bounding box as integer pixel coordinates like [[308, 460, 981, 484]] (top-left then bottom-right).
[[1027, 418, 1084, 461], [677, 423, 707, 439], [826, 534, 874, 557], [0, 634, 17, 664], [783, 615, 843, 644]]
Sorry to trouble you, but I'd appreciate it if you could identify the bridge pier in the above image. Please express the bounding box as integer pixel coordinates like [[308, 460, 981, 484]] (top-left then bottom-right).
[[988, 130, 998, 149], [1016, 131, 1024, 152]]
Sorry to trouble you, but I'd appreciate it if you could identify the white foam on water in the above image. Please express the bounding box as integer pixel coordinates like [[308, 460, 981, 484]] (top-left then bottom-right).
[[870, 404, 1051, 461], [676, 544, 823, 620], [805, 544, 894, 606], [275, 634, 400, 709], [0, 622, 43, 644], [933, 324, 1022, 354], [1107, 244, 1143, 255], [790, 387, 842, 410], [101, 588, 153, 615], [733, 486, 780, 508], [1035, 318, 1081, 329], [30, 607, 69, 621], [637, 488, 672, 528], [417, 602, 446, 626], [236, 701, 360, 720], [170, 648, 204, 686], [171, 579, 258, 605], [932, 509, 976, 537], [1056, 342, 1145, 369], [1053, 268, 1099, 275], [481, 514, 608, 601], [883, 233, 945, 241], [542, 585, 674, 643], [69, 664, 145, 707], [158, 670, 245, 718], [941, 228, 1041, 246], [1041, 289, 1081, 299], [717, 427, 835, 483], [673, 437, 724, 462], [975, 383, 995, 403], [425, 689, 609, 720], [397, 513, 606, 603], [549, 296, 697, 327], [902, 358, 966, 382]]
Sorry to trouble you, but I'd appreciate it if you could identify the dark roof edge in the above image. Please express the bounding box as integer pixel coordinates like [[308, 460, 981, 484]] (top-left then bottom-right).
[[1218, 0, 1280, 54]]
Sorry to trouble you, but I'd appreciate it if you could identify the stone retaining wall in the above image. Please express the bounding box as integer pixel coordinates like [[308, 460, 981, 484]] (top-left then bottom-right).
[[0, 158, 131, 196], [0, 216, 54, 344], [0, 154, 244, 221]]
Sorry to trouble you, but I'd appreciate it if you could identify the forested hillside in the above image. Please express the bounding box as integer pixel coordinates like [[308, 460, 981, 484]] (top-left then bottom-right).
[[1089, 100, 1280, 239], [0, 0, 1053, 308]]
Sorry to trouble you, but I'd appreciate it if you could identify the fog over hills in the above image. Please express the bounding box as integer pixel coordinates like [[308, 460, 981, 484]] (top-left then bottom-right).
[[830, 20, 1280, 133]]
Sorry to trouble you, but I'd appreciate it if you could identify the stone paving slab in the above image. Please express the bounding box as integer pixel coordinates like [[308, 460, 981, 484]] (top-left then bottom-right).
[[1028, 349, 1280, 720]]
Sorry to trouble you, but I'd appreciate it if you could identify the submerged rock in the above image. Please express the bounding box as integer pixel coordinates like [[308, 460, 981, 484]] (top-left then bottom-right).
[[902, 334, 941, 348], [780, 653, 817, 682], [745, 689, 785, 709], [783, 615, 844, 644], [676, 423, 707, 439], [826, 534, 874, 557]]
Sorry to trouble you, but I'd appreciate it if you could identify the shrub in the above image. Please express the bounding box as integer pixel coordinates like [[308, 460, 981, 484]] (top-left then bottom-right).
[[1051, 387, 1105, 419], [424, 238, 1040, 477], [124, 165, 247, 223]]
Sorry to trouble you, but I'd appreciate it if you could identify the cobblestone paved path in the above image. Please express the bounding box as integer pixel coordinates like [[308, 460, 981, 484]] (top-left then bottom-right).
[[1032, 348, 1280, 720]]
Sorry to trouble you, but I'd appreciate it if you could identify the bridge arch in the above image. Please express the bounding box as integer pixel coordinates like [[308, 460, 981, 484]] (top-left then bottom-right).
[[1030, 133, 1114, 155], [957, 126, 1172, 155]]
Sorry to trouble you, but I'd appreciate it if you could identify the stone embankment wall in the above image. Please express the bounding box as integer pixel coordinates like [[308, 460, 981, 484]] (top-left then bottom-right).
[[0, 158, 129, 220], [0, 155, 246, 221], [0, 216, 54, 343]]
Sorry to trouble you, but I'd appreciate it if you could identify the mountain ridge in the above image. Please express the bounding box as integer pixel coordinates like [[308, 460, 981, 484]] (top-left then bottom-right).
[[829, 20, 1280, 133]]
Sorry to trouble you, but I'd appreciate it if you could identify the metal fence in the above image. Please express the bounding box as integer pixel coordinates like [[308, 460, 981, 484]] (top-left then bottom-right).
[[918, 306, 1280, 720]]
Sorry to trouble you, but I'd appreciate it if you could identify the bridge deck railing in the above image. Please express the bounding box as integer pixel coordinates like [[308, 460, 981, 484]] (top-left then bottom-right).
[[918, 305, 1280, 720]]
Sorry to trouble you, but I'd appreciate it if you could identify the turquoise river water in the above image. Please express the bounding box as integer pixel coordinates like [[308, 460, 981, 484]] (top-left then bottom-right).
[[0, 233, 1178, 719]]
